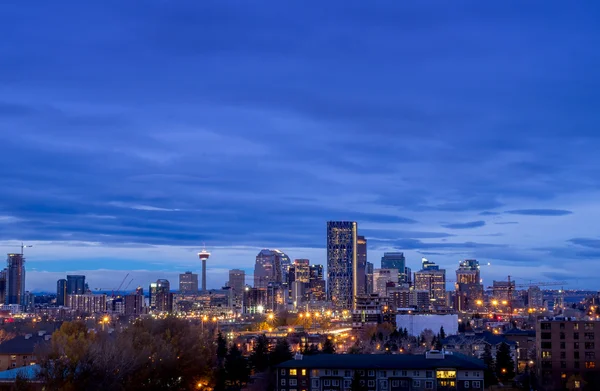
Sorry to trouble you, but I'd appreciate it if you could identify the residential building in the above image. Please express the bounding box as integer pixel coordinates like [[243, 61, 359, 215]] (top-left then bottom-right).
[[277, 352, 486, 391], [352, 294, 387, 329], [528, 286, 544, 310], [536, 317, 600, 390], [243, 287, 267, 314], [356, 236, 367, 296], [66, 294, 107, 314], [228, 269, 245, 307], [149, 282, 158, 309], [0, 333, 50, 370], [414, 259, 446, 307], [66, 275, 86, 295], [503, 328, 536, 372], [492, 280, 516, 302], [154, 279, 172, 312], [327, 221, 357, 309], [373, 269, 398, 297], [455, 260, 483, 311], [5, 254, 25, 306], [23, 291, 34, 312], [124, 291, 145, 316], [388, 287, 430, 311], [404, 266, 412, 286], [381, 252, 407, 283], [442, 331, 517, 364], [254, 249, 290, 289], [308, 264, 326, 301], [179, 271, 198, 294], [56, 279, 67, 306]]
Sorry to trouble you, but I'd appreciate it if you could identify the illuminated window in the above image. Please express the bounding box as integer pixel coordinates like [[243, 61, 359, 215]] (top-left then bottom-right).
[[436, 371, 456, 379], [574, 380, 581, 388], [542, 351, 552, 359], [586, 361, 596, 369], [301, 370, 306, 376], [290, 369, 297, 376]]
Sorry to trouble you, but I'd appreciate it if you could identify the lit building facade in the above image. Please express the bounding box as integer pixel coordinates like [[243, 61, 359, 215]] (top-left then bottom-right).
[[455, 259, 483, 311], [373, 268, 398, 297], [381, 252, 407, 283], [179, 271, 198, 294], [67, 294, 107, 313], [254, 249, 290, 289], [366, 262, 374, 294], [327, 221, 358, 309], [356, 236, 367, 296], [66, 275, 86, 295], [228, 269, 245, 307], [414, 259, 446, 308], [6, 253, 25, 306], [528, 286, 544, 309]]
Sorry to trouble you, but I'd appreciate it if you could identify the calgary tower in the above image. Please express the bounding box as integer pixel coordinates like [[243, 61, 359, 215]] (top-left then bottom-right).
[[198, 246, 211, 291]]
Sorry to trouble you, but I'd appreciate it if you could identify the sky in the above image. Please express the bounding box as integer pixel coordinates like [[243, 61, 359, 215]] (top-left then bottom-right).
[[1, 1, 600, 292]]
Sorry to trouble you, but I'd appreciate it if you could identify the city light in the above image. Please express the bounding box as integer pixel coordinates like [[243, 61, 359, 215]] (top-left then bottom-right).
[[492, 300, 498, 306]]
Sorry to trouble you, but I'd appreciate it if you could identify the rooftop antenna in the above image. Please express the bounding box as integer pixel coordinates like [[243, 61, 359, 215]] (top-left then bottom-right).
[[21, 242, 33, 256]]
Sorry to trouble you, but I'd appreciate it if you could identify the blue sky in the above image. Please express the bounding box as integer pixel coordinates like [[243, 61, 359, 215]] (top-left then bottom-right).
[[1, 1, 600, 291]]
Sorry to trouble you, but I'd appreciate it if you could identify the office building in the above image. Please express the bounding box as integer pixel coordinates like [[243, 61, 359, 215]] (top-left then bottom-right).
[[528, 286, 544, 309], [404, 266, 412, 285], [366, 262, 374, 294], [536, 317, 600, 390], [155, 291, 174, 313], [356, 236, 367, 296], [381, 252, 407, 283], [388, 287, 430, 311], [124, 290, 145, 316], [414, 258, 446, 307], [254, 249, 290, 289], [309, 264, 326, 301], [243, 287, 267, 314], [179, 271, 198, 294], [455, 259, 483, 311], [66, 275, 86, 295], [149, 282, 158, 309], [352, 293, 387, 329], [493, 280, 516, 302], [6, 253, 25, 305], [56, 279, 67, 306], [277, 353, 485, 391], [0, 269, 7, 304], [67, 294, 107, 314], [327, 221, 358, 309], [228, 269, 245, 307], [23, 291, 34, 312], [289, 259, 310, 284], [373, 268, 398, 297]]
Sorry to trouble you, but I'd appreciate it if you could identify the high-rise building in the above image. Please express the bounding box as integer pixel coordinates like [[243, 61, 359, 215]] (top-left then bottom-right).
[[56, 279, 67, 306], [366, 262, 374, 294], [254, 249, 290, 288], [292, 259, 310, 283], [198, 248, 210, 291], [381, 252, 407, 283], [228, 269, 245, 307], [179, 271, 198, 294], [414, 258, 446, 307], [455, 259, 483, 311], [356, 236, 367, 296], [6, 253, 25, 306], [67, 294, 107, 313], [327, 221, 358, 309], [24, 291, 35, 312], [404, 267, 412, 285], [155, 279, 172, 313], [528, 286, 544, 309], [493, 280, 516, 302], [308, 264, 326, 301], [66, 275, 86, 295], [0, 269, 7, 304], [124, 292, 144, 316], [149, 282, 158, 309], [243, 287, 267, 314], [373, 268, 398, 297]]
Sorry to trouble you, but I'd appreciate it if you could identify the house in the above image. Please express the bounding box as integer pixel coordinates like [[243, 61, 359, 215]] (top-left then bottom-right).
[[503, 328, 536, 371], [0, 333, 50, 370], [441, 331, 517, 365], [277, 350, 486, 391]]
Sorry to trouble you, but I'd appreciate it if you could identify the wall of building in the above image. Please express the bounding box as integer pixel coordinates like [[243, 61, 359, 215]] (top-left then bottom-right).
[[396, 314, 458, 336]]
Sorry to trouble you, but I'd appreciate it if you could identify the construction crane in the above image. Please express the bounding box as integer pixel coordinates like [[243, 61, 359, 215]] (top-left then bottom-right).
[[20, 243, 33, 256], [123, 278, 134, 293], [113, 273, 130, 297]]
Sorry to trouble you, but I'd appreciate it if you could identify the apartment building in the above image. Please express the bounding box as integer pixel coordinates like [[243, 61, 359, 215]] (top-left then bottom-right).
[[277, 351, 485, 391], [536, 317, 600, 390]]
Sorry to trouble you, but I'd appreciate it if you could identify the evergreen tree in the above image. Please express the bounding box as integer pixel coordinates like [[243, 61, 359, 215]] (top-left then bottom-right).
[[495, 342, 515, 382], [216, 332, 228, 364], [322, 337, 336, 354], [439, 326, 446, 340], [250, 334, 270, 372], [434, 338, 443, 350], [225, 344, 250, 390], [482, 344, 498, 386], [270, 338, 293, 367], [308, 344, 320, 355], [350, 371, 367, 391]]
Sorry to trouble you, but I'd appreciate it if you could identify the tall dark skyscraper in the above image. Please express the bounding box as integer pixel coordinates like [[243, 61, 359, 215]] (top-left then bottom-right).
[[179, 271, 198, 293], [6, 253, 25, 305], [327, 221, 357, 309], [66, 275, 86, 295], [57, 279, 67, 306], [366, 262, 374, 294], [0, 269, 6, 304], [381, 252, 407, 283], [254, 249, 290, 288], [455, 259, 483, 311], [356, 236, 367, 296]]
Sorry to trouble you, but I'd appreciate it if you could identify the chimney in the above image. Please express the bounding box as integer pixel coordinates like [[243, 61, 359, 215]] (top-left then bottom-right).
[[38, 330, 46, 337], [24, 334, 32, 340], [294, 352, 303, 360], [44, 335, 51, 341]]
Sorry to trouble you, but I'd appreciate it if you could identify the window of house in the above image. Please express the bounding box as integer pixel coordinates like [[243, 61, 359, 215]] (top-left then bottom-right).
[[560, 323, 565, 330], [391, 381, 399, 387], [290, 380, 297, 386], [561, 361, 567, 369], [412, 380, 420, 388], [393, 371, 398, 376], [302, 370, 306, 376], [541, 342, 552, 349], [586, 361, 596, 369], [465, 381, 470, 389], [345, 371, 351, 378], [344, 380, 351, 388], [472, 381, 481, 388], [560, 332, 566, 340], [413, 371, 419, 377], [368, 381, 375, 387], [281, 380, 287, 385], [324, 380, 330, 387], [289, 388, 296, 391], [332, 380, 338, 386], [325, 370, 330, 376], [574, 342, 580, 349], [585, 333, 595, 340], [379, 371, 386, 377], [560, 342, 566, 349], [425, 381, 433, 389], [560, 352, 566, 359], [281, 369, 286, 375], [333, 370, 339, 376], [290, 370, 297, 376], [312, 380, 319, 388], [541, 323, 551, 330], [401, 371, 407, 377], [575, 362, 580, 369], [574, 380, 581, 388], [426, 371, 432, 378], [400, 381, 408, 387], [541, 332, 552, 339], [574, 323, 579, 330], [542, 351, 552, 359], [368, 371, 374, 377], [464, 372, 469, 377], [574, 333, 579, 340], [585, 342, 595, 349], [585, 323, 594, 331], [575, 351, 580, 359], [585, 352, 596, 360]]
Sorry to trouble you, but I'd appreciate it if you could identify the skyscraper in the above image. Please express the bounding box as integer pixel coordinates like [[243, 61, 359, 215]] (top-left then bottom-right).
[[414, 258, 446, 307], [66, 275, 86, 295], [366, 262, 374, 294], [179, 271, 198, 293], [228, 269, 245, 307], [0, 269, 6, 304], [149, 282, 158, 309], [455, 259, 483, 311], [356, 236, 367, 296], [373, 268, 398, 297], [327, 221, 358, 309], [254, 249, 290, 288], [381, 252, 407, 283], [155, 279, 173, 313], [57, 279, 67, 306], [6, 253, 25, 305]]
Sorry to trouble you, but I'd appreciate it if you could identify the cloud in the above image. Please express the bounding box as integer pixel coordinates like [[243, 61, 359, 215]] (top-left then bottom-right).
[[495, 221, 519, 225], [568, 238, 600, 249], [479, 211, 500, 216], [441, 221, 486, 229], [505, 209, 573, 216]]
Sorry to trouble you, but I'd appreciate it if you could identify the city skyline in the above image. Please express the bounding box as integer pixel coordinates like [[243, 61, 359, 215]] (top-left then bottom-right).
[[1, 2, 600, 290]]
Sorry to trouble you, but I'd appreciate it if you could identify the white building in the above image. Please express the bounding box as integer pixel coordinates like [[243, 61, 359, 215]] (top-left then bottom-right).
[[396, 313, 458, 336]]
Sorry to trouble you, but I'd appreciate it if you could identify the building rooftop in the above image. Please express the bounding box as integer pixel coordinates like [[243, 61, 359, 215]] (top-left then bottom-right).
[[503, 328, 536, 337], [0, 364, 40, 381], [277, 352, 486, 370], [0, 335, 50, 355], [442, 331, 516, 346]]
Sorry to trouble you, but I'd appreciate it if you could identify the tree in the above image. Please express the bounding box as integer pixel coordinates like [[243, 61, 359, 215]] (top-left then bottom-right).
[[439, 326, 446, 340], [321, 337, 336, 354], [250, 334, 270, 372], [216, 332, 228, 364], [225, 344, 250, 390], [482, 344, 497, 386], [496, 342, 516, 383], [350, 371, 367, 391], [270, 339, 293, 367]]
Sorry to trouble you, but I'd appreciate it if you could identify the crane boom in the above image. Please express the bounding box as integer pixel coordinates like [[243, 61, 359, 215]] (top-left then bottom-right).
[[114, 273, 130, 297]]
